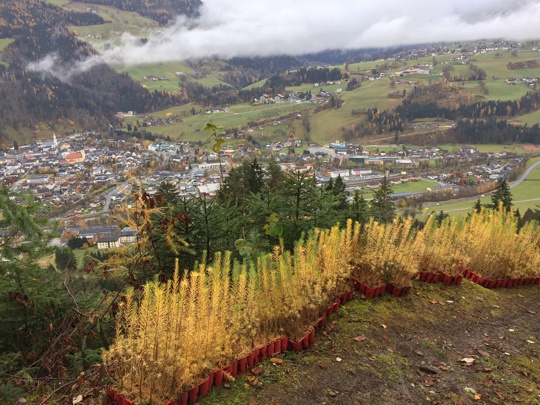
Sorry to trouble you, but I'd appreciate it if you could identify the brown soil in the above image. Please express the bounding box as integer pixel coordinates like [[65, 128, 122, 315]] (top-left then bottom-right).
[[202, 280, 540, 405]]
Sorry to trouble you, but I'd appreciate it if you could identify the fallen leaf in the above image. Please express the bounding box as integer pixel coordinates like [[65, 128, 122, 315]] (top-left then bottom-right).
[[438, 301, 445, 306], [518, 293, 524, 298], [526, 340, 536, 344], [496, 391, 505, 400], [248, 398, 257, 405], [72, 395, 83, 405], [460, 358, 475, 365], [439, 365, 448, 371], [247, 375, 256, 382], [415, 350, 424, 356], [430, 299, 437, 304], [318, 362, 327, 369], [477, 349, 490, 358], [424, 377, 435, 387], [251, 366, 264, 375], [474, 394, 481, 401], [483, 367, 492, 372], [446, 300, 454, 303], [381, 324, 387, 329], [508, 329, 515, 332], [270, 358, 283, 365], [336, 357, 343, 362], [354, 335, 367, 342]]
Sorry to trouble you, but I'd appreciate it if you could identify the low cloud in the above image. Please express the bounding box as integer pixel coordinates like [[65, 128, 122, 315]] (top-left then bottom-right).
[[28, 0, 540, 78]]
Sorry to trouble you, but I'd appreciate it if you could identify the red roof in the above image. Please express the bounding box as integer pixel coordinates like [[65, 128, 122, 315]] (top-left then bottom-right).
[[66, 152, 82, 160]]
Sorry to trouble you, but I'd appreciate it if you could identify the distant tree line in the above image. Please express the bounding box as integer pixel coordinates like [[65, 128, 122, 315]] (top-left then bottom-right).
[[453, 118, 540, 144], [396, 86, 540, 121], [227, 56, 303, 75]]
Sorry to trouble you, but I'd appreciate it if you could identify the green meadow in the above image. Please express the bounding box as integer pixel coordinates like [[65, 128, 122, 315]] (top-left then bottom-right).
[[0, 38, 13, 65], [66, 2, 157, 28], [43, 0, 70, 5], [123, 101, 312, 141]]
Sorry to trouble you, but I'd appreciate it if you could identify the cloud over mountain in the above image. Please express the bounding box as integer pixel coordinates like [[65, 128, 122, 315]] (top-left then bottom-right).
[[29, 0, 540, 76]]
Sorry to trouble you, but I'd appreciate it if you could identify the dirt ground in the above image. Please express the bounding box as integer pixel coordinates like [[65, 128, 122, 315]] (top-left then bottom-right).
[[202, 280, 540, 405]]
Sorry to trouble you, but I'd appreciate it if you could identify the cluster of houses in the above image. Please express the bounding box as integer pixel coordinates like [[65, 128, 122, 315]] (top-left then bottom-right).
[[59, 225, 136, 250], [3, 126, 522, 250], [506, 77, 538, 87]]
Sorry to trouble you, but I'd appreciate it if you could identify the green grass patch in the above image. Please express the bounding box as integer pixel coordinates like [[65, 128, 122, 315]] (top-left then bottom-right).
[[0, 38, 14, 65], [243, 78, 268, 90], [66, 2, 157, 27], [518, 109, 540, 126], [308, 80, 401, 145], [43, 0, 70, 5], [0, 38, 13, 52], [124, 101, 312, 142], [435, 143, 529, 154]]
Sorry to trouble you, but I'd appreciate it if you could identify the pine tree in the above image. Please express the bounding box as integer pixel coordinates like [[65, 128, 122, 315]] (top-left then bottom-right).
[[370, 176, 395, 223], [346, 191, 368, 224], [55, 247, 77, 272], [472, 199, 482, 213], [488, 179, 513, 212]]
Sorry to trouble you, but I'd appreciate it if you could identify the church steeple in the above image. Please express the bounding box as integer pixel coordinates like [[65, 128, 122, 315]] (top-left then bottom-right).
[[53, 132, 58, 148]]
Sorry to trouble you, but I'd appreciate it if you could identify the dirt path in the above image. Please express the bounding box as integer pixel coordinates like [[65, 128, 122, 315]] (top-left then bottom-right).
[[203, 281, 540, 405]]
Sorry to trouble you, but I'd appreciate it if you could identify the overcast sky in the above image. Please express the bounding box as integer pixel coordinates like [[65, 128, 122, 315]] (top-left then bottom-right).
[[28, 0, 540, 77]]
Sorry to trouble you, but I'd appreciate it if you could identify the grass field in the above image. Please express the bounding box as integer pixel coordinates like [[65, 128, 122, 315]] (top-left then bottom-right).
[[43, 0, 70, 5], [66, 2, 157, 28], [0, 38, 13, 52], [0, 38, 13, 65], [435, 143, 530, 154], [308, 79, 402, 145], [66, 2, 158, 50], [517, 109, 540, 126], [123, 101, 312, 141]]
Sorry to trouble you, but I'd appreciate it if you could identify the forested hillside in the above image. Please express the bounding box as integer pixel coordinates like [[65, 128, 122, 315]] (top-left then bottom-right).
[[0, 0, 183, 136]]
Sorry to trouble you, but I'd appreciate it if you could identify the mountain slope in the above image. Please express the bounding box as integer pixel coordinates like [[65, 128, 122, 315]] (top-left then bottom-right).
[[0, 0, 184, 137]]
